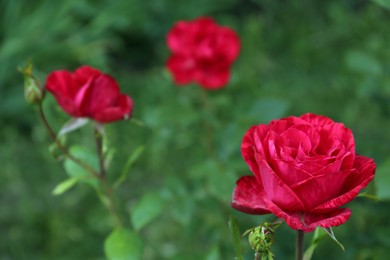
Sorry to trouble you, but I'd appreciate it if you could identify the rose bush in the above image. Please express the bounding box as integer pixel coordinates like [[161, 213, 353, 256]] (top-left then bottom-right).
[[166, 17, 240, 89], [45, 66, 133, 123], [232, 113, 376, 232]]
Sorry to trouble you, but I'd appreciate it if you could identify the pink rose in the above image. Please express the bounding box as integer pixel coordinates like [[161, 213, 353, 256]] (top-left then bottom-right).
[[166, 17, 240, 89], [232, 113, 375, 232], [45, 66, 133, 123]]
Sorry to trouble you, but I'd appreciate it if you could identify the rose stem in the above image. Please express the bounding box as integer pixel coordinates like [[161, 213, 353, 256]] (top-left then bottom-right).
[[38, 103, 122, 227], [254, 252, 261, 260], [94, 129, 123, 227], [296, 230, 304, 260], [37, 104, 98, 177]]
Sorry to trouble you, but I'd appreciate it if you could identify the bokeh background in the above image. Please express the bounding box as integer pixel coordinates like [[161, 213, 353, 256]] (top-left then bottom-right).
[[1, 0, 390, 259]]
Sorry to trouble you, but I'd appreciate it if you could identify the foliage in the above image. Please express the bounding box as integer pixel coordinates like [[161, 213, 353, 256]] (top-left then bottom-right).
[[1, 0, 390, 259]]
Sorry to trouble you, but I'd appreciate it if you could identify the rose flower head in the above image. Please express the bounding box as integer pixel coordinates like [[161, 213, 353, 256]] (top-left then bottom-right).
[[45, 66, 133, 123], [232, 113, 375, 232], [166, 17, 240, 89]]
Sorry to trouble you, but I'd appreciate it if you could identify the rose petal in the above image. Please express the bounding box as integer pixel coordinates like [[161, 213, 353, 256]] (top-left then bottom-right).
[[94, 95, 133, 123], [266, 200, 351, 232], [45, 70, 79, 116], [195, 67, 230, 89], [312, 155, 375, 212], [231, 176, 270, 214], [166, 55, 196, 85], [256, 155, 305, 212]]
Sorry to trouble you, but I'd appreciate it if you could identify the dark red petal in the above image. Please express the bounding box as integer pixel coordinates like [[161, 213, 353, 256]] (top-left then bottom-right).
[[80, 74, 121, 115], [292, 168, 351, 210], [195, 68, 230, 89], [304, 208, 351, 231], [45, 70, 79, 116], [73, 66, 102, 87], [231, 176, 270, 214], [166, 55, 196, 85], [215, 27, 240, 62], [256, 156, 305, 212], [300, 113, 334, 126], [312, 155, 375, 212], [166, 21, 192, 53], [94, 95, 133, 123], [266, 200, 351, 232]]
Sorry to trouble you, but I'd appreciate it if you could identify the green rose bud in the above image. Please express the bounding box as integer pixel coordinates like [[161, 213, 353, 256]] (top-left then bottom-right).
[[24, 76, 44, 105], [248, 225, 273, 253], [19, 61, 45, 105]]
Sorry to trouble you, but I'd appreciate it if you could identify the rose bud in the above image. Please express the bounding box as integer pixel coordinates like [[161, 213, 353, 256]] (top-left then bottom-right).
[[232, 113, 376, 232]]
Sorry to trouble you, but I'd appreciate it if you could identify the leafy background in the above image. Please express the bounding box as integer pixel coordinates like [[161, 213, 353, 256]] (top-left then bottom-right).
[[1, 0, 390, 259]]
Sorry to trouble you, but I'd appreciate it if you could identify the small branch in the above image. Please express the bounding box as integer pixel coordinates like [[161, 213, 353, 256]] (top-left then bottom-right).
[[38, 105, 98, 177], [94, 129, 106, 178], [296, 230, 304, 260], [38, 104, 122, 227]]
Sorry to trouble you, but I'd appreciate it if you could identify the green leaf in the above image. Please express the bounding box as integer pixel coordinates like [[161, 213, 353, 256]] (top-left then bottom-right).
[[131, 192, 165, 231], [58, 118, 89, 136], [372, 0, 390, 9], [104, 228, 143, 260], [375, 158, 390, 200], [52, 177, 78, 195], [322, 227, 345, 251], [357, 192, 380, 201], [63, 145, 99, 188], [345, 50, 382, 76], [303, 227, 328, 260], [114, 146, 145, 189], [228, 216, 244, 260]]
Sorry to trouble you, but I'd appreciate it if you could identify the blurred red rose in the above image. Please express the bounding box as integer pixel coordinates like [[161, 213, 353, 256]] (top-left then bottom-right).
[[166, 17, 240, 89], [45, 66, 133, 123], [232, 113, 375, 232]]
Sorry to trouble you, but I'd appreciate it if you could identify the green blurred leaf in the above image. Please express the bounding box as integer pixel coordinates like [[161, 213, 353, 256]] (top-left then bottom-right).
[[228, 216, 244, 260], [248, 98, 289, 123], [204, 245, 220, 260], [104, 228, 143, 260], [372, 0, 390, 9], [52, 177, 78, 195], [345, 50, 382, 75], [63, 145, 99, 188], [58, 118, 89, 136], [375, 158, 390, 200], [131, 192, 165, 231], [114, 146, 145, 189]]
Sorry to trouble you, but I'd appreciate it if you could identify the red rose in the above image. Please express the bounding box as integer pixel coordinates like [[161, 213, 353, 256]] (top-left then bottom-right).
[[166, 17, 240, 89], [45, 66, 133, 123], [232, 113, 375, 232]]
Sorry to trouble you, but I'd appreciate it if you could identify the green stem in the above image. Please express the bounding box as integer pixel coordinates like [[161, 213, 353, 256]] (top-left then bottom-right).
[[254, 252, 261, 260], [296, 230, 304, 260], [94, 129, 123, 227], [38, 104, 122, 227], [38, 105, 99, 177]]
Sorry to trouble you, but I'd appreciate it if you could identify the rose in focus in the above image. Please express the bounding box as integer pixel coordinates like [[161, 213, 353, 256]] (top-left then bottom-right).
[[166, 17, 240, 89], [45, 66, 133, 123], [232, 113, 375, 232]]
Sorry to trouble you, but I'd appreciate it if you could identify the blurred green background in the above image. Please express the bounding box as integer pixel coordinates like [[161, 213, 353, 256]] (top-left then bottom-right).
[[1, 0, 390, 259]]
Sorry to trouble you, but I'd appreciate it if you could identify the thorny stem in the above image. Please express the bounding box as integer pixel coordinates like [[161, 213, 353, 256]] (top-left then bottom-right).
[[296, 230, 304, 260], [38, 104, 122, 227]]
